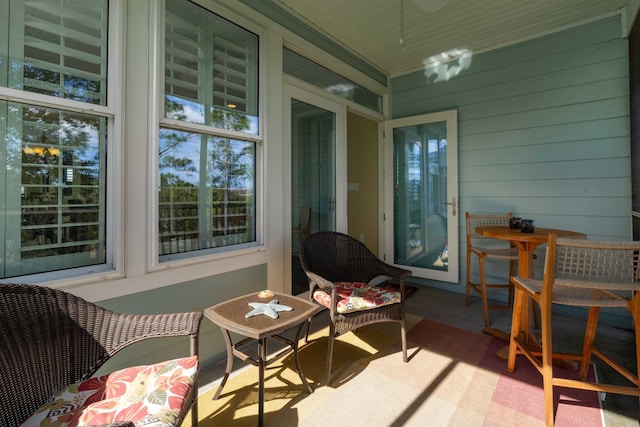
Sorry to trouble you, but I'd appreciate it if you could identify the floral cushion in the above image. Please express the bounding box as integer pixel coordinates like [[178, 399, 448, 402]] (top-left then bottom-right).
[[312, 281, 401, 314], [20, 356, 198, 427]]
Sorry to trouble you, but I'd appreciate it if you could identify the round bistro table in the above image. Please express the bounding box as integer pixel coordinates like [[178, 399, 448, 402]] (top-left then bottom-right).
[[475, 225, 586, 279]]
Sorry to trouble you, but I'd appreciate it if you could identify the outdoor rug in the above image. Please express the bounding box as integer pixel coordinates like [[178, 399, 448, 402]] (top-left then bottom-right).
[[189, 314, 604, 426]]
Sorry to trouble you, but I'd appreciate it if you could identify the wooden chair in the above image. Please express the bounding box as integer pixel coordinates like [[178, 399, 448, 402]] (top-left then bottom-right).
[[508, 234, 640, 426], [465, 212, 519, 326], [0, 283, 202, 427], [299, 231, 411, 384], [292, 207, 311, 244]]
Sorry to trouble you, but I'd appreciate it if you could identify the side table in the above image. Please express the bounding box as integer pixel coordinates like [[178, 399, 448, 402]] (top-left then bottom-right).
[[204, 292, 320, 426]]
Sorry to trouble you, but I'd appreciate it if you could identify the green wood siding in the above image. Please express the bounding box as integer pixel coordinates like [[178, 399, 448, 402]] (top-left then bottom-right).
[[392, 16, 632, 328], [97, 264, 267, 372]]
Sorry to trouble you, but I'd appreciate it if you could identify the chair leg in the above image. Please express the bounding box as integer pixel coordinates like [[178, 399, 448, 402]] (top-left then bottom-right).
[[401, 321, 408, 363], [531, 300, 541, 330], [465, 252, 472, 306], [631, 293, 640, 391], [540, 294, 555, 427], [508, 288, 524, 372], [478, 257, 490, 327], [191, 398, 198, 426], [579, 306, 600, 380], [325, 324, 336, 385], [304, 317, 312, 343], [507, 259, 515, 307]]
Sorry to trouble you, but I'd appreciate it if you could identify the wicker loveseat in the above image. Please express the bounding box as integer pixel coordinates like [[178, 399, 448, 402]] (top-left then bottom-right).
[[0, 283, 202, 427]]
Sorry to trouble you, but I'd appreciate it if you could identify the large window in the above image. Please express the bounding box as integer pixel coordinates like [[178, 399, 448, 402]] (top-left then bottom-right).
[[0, 0, 109, 278], [160, 0, 259, 260]]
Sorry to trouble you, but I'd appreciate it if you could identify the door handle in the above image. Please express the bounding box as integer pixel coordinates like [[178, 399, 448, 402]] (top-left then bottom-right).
[[444, 197, 457, 216]]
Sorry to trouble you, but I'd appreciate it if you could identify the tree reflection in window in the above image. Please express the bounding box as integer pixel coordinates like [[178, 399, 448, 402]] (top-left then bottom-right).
[[159, 104, 255, 256]]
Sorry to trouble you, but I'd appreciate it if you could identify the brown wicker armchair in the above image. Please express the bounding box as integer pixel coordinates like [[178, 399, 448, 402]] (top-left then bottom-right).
[[299, 231, 412, 385], [0, 283, 202, 427]]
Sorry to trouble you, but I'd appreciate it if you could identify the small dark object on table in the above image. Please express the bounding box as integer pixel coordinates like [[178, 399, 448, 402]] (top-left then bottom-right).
[[509, 217, 521, 229], [520, 219, 535, 233]]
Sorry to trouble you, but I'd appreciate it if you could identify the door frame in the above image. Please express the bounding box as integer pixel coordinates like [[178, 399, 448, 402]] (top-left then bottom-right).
[[283, 80, 347, 292], [383, 109, 459, 283]]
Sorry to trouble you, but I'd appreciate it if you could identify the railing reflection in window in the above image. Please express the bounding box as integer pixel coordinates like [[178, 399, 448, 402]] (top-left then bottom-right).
[[158, 195, 254, 256], [17, 105, 105, 275], [158, 131, 256, 257]]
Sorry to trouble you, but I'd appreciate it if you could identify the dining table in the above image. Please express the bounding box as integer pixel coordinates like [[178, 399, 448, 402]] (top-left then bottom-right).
[[475, 225, 587, 366]]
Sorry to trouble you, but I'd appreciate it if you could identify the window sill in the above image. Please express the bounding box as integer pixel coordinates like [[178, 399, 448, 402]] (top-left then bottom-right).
[[1, 246, 268, 302]]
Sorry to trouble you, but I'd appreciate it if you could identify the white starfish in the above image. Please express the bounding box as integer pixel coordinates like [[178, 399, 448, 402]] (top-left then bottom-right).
[[245, 299, 293, 319]]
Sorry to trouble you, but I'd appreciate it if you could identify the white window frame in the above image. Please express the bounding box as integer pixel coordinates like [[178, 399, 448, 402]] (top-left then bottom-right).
[[147, 0, 267, 272], [0, 0, 126, 288]]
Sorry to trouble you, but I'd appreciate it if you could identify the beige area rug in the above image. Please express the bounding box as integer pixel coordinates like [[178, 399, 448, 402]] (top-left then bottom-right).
[[187, 314, 603, 426]]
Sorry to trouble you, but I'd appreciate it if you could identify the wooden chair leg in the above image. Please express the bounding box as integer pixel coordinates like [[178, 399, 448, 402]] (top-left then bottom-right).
[[540, 299, 555, 427], [531, 299, 540, 330], [479, 257, 490, 327], [631, 293, 640, 391], [465, 253, 473, 306], [508, 288, 524, 372], [507, 259, 515, 308], [579, 306, 600, 380]]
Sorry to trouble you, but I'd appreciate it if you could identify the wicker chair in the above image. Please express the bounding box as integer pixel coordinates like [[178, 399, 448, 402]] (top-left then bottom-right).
[[0, 283, 202, 427], [299, 231, 412, 384], [508, 235, 640, 426], [465, 212, 519, 326]]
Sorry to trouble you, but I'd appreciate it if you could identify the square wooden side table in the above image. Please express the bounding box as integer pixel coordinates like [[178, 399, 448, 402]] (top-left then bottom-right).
[[204, 292, 320, 426]]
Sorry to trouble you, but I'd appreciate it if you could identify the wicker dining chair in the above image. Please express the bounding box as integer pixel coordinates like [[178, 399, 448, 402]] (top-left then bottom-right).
[[299, 231, 412, 385], [465, 212, 519, 326], [0, 283, 202, 427], [508, 235, 640, 426]]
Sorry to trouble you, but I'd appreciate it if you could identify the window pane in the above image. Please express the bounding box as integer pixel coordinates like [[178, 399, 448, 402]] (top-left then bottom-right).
[[165, 0, 258, 134], [0, 0, 109, 279], [283, 48, 382, 113], [159, 129, 256, 257], [6, 0, 108, 105], [2, 102, 106, 277], [393, 122, 448, 270]]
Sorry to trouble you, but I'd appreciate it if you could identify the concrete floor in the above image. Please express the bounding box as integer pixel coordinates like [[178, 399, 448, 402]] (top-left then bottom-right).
[[198, 284, 640, 425], [404, 284, 640, 426]]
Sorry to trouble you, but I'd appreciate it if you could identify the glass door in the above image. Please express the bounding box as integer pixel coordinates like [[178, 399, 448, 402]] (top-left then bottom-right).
[[290, 98, 336, 240], [284, 83, 346, 294], [384, 110, 459, 282]]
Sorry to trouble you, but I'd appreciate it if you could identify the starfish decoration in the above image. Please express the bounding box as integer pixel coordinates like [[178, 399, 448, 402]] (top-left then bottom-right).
[[245, 299, 293, 319]]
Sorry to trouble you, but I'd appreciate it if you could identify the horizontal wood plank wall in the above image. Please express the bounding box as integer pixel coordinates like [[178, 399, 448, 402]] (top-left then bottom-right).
[[391, 16, 632, 327], [98, 264, 267, 372]]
